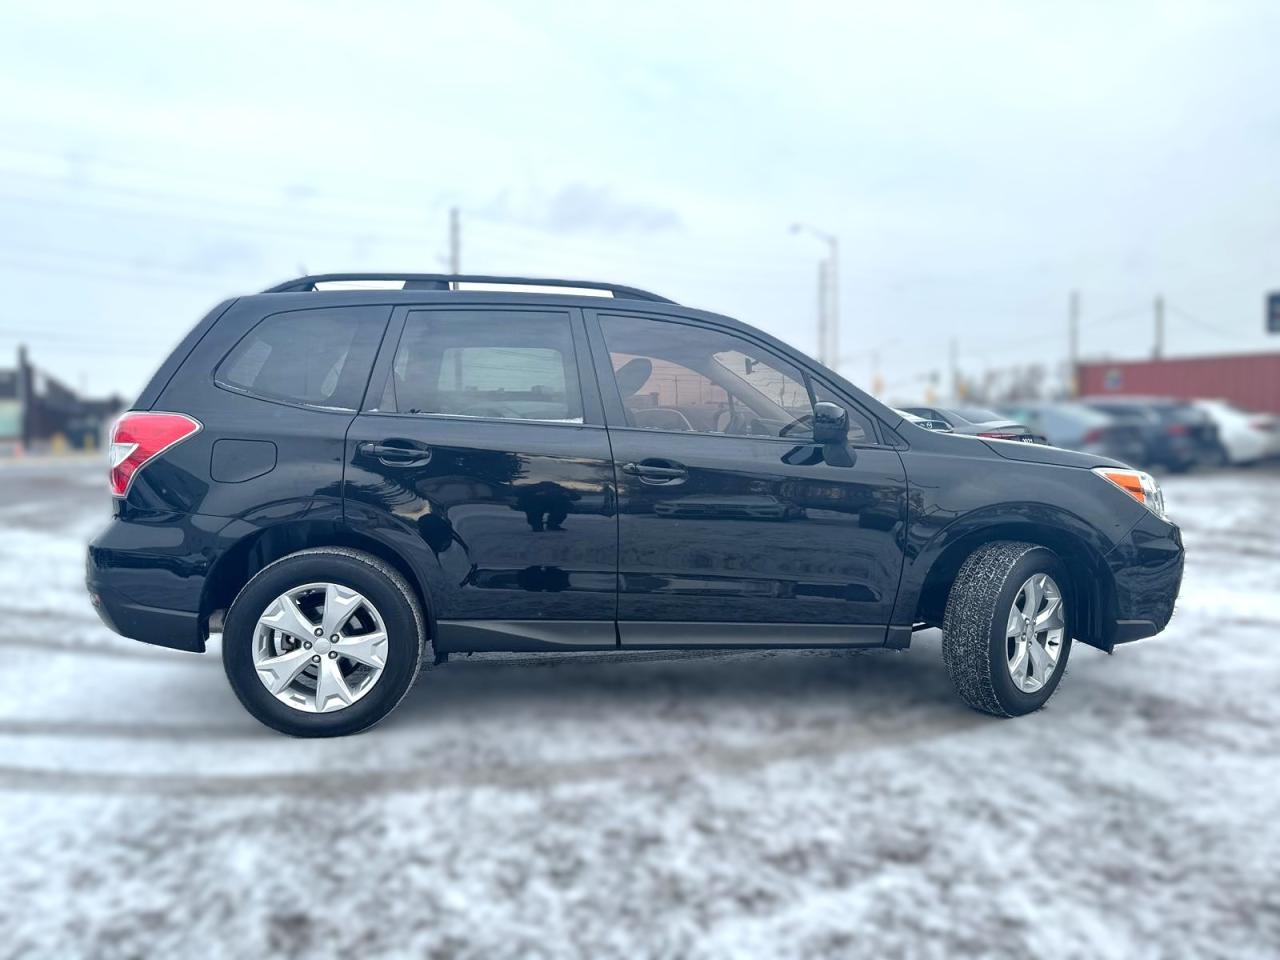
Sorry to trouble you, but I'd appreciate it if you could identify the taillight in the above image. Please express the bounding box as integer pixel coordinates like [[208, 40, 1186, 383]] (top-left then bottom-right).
[[108, 411, 202, 497], [978, 431, 1020, 441], [1081, 428, 1104, 444], [1165, 422, 1189, 436]]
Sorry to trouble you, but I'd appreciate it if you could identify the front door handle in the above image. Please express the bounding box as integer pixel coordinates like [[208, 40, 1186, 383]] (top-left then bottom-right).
[[358, 440, 432, 467], [621, 460, 688, 484]]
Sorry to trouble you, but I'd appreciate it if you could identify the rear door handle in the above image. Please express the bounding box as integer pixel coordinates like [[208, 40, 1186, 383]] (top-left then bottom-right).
[[621, 460, 688, 484], [358, 441, 432, 467]]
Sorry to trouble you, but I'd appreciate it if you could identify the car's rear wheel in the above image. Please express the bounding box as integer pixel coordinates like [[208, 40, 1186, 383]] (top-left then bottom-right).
[[223, 548, 426, 737], [942, 541, 1072, 717]]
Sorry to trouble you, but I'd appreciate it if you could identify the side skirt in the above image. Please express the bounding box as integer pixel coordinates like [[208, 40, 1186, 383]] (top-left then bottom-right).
[[436, 620, 898, 653], [436, 620, 617, 653], [620, 621, 888, 649]]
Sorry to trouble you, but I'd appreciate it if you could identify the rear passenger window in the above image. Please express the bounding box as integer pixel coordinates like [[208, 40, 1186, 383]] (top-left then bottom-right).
[[378, 310, 583, 422], [216, 307, 388, 410]]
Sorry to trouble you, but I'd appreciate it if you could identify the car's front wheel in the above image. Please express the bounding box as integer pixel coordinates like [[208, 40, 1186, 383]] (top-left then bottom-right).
[[222, 548, 426, 737], [942, 541, 1072, 717]]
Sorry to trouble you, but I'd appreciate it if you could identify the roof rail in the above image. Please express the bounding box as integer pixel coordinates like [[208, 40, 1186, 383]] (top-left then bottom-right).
[[260, 273, 675, 303]]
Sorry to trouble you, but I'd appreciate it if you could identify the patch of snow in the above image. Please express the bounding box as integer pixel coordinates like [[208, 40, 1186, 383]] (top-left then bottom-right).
[[1, 462, 1278, 957]]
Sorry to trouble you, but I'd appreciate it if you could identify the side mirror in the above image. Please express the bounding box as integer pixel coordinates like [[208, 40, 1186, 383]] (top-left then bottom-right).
[[813, 401, 849, 445]]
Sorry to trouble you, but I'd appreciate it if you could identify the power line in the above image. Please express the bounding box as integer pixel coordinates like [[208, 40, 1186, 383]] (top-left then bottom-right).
[[0, 185, 811, 292], [0, 250, 232, 292], [1165, 302, 1257, 342]]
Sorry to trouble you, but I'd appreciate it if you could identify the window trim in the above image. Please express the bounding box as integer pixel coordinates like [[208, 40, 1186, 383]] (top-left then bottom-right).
[[212, 304, 393, 413], [357, 304, 604, 427]]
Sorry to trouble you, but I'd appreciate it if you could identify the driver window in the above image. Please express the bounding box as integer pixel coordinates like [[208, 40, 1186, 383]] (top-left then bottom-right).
[[599, 315, 814, 439]]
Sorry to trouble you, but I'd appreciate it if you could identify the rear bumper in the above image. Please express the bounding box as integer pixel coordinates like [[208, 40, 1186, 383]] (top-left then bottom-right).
[[87, 591, 204, 653], [1158, 435, 1220, 469], [85, 514, 219, 653], [1103, 511, 1184, 648]]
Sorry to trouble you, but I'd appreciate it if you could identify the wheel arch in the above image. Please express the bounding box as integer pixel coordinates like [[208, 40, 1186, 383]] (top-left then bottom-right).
[[910, 519, 1117, 652], [200, 520, 434, 640]]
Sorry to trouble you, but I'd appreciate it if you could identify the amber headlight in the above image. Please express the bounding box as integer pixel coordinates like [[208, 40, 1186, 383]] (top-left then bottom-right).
[[1092, 467, 1167, 520]]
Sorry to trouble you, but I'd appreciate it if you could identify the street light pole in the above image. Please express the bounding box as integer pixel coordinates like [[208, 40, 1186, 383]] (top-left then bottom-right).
[[816, 259, 829, 368], [827, 234, 839, 372], [791, 223, 839, 369]]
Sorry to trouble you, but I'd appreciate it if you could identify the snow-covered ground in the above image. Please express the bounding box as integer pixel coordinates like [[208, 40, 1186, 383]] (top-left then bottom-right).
[[1, 458, 1277, 959]]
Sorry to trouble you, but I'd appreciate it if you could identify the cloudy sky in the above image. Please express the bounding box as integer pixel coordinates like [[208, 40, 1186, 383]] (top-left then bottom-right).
[[1, 1, 1277, 399]]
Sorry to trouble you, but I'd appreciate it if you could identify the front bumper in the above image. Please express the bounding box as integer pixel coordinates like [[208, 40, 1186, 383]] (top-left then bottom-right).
[[85, 514, 223, 653], [1102, 510, 1184, 648]]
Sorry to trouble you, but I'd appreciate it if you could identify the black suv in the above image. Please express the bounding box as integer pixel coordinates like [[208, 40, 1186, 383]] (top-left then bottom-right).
[[1079, 396, 1225, 472], [87, 274, 1184, 736]]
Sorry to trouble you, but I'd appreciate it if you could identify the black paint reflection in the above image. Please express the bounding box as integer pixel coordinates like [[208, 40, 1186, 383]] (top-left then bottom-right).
[[514, 481, 581, 531], [344, 418, 618, 621]]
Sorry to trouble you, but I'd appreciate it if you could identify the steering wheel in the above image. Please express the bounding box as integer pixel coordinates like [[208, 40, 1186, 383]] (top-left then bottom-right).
[[719, 408, 755, 435]]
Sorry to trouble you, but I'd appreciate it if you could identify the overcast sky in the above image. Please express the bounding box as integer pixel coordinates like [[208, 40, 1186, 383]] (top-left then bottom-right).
[[1, 1, 1277, 399]]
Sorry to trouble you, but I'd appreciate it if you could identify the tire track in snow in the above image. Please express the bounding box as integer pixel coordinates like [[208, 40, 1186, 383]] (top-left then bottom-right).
[[0, 708, 987, 796]]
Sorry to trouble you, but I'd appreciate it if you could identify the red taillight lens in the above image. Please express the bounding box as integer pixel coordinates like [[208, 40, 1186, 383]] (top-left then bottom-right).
[[108, 411, 202, 497], [1081, 428, 1104, 444], [1165, 422, 1189, 436], [978, 431, 1020, 441]]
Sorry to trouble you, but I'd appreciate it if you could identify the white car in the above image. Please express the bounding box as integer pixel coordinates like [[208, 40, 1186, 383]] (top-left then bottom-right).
[[1193, 399, 1280, 465]]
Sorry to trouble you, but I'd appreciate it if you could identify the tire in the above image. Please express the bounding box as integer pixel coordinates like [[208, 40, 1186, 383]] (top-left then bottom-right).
[[942, 541, 1073, 718], [222, 548, 427, 737]]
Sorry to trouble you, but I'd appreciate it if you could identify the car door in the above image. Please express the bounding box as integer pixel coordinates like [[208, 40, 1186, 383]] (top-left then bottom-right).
[[586, 310, 908, 646], [345, 304, 618, 652]]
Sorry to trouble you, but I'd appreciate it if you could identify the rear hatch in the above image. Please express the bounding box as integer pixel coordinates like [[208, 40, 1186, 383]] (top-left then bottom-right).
[[1163, 405, 1221, 457], [1098, 422, 1147, 463], [973, 421, 1038, 443]]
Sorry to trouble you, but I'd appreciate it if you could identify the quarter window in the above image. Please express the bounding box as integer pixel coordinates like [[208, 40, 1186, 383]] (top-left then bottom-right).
[[379, 310, 583, 422], [216, 306, 388, 410]]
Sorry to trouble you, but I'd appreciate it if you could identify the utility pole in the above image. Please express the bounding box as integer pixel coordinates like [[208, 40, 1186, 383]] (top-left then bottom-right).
[[17, 344, 30, 452], [448, 207, 461, 274], [1068, 289, 1080, 397], [1153, 295, 1164, 360], [791, 223, 839, 369], [949, 338, 960, 402]]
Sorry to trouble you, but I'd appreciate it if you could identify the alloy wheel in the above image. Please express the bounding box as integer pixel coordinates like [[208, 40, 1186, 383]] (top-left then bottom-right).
[[252, 582, 389, 713], [1005, 573, 1065, 693]]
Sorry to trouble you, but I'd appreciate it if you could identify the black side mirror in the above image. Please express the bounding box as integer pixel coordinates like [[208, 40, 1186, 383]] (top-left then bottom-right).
[[813, 401, 849, 445]]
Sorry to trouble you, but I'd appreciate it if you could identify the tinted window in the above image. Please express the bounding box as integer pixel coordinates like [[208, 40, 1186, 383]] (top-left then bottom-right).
[[217, 306, 388, 410], [1091, 404, 1156, 423], [1162, 404, 1209, 424], [601, 315, 847, 440], [379, 310, 582, 422]]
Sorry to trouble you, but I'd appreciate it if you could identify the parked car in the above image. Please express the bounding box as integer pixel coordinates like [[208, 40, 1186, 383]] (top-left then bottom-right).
[[87, 272, 1184, 735], [1192, 399, 1279, 465], [1079, 396, 1224, 472], [900, 405, 1040, 442], [894, 408, 952, 432], [998, 402, 1146, 465]]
